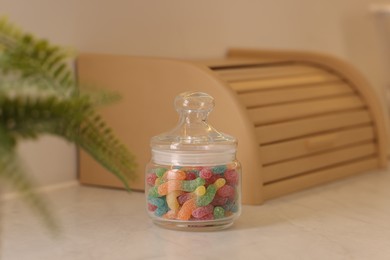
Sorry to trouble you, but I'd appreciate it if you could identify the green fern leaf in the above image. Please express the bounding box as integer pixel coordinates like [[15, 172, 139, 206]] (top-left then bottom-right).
[[0, 126, 58, 233], [0, 153, 59, 233], [0, 17, 138, 233], [0, 17, 75, 94], [0, 94, 136, 188]]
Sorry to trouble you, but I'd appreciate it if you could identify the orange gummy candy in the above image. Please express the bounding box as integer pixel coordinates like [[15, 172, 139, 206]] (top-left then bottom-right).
[[177, 198, 197, 220]]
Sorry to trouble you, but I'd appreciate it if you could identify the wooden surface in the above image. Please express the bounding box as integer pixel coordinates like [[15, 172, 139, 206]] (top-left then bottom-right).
[[213, 49, 387, 201], [77, 49, 388, 205]]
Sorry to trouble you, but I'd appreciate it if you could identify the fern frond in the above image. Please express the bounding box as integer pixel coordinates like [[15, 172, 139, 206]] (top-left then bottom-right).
[[0, 17, 75, 95], [0, 126, 58, 233], [0, 94, 91, 138], [0, 18, 138, 233], [0, 94, 136, 188], [75, 114, 137, 190], [79, 84, 122, 107]]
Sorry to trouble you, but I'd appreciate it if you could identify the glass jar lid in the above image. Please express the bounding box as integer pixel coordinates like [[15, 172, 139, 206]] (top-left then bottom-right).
[[151, 91, 237, 165]]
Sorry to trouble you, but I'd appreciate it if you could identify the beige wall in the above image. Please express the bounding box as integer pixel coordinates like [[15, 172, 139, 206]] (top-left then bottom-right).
[[2, 0, 389, 188]]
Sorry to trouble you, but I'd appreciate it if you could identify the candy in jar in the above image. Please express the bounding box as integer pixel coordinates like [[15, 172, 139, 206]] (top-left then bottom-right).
[[145, 91, 241, 230]]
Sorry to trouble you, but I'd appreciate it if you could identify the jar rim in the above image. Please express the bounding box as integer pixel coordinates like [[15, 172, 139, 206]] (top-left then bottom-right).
[[151, 149, 236, 166]]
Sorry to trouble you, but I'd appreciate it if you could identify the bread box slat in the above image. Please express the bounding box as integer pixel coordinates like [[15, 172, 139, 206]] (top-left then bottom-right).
[[239, 82, 354, 108], [260, 125, 375, 164], [230, 72, 340, 92], [249, 95, 365, 125], [215, 64, 322, 82], [256, 109, 372, 144], [263, 157, 379, 199]]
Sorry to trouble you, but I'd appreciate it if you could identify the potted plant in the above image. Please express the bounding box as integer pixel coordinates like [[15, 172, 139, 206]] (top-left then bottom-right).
[[0, 17, 137, 231]]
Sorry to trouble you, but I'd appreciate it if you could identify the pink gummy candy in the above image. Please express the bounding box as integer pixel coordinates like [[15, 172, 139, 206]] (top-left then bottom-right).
[[199, 168, 213, 180], [192, 205, 214, 218], [185, 172, 197, 180], [206, 174, 222, 185], [217, 185, 235, 199], [224, 170, 239, 185], [211, 195, 228, 206], [177, 193, 192, 205], [148, 203, 157, 212], [146, 173, 157, 186], [193, 213, 214, 221]]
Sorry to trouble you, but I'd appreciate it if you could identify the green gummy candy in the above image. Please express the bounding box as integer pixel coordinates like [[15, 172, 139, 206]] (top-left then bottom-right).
[[212, 165, 227, 174], [182, 177, 205, 192], [148, 186, 159, 198], [196, 185, 217, 207], [155, 167, 167, 177], [214, 206, 225, 219]]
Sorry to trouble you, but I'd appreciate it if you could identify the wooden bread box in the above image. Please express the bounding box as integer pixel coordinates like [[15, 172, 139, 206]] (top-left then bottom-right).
[[77, 48, 388, 205]]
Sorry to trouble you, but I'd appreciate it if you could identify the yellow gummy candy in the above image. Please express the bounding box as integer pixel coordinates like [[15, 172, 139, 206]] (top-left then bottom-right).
[[194, 185, 206, 196], [214, 178, 226, 189], [166, 190, 184, 210]]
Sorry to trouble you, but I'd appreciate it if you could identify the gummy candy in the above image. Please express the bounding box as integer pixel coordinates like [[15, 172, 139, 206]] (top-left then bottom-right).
[[155, 167, 167, 178], [178, 193, 192, 205], [163, 170, 186, 181], [192, 205, 214, 218], [155, 177, 163, 186], [185, 171, 197, 180], [194, 185, 206, 196], [224, 169, 238, 185], [217, 185, 235, 199], [205, 174, 222, 185], [163, 210, 178, 219], [148, 186, 159, 198], [211, 195, 228, 206], [196, 178, 225, 207], [199, 168, 213, 179], [148, 197, 169, 217], [158, 177, 205, 196], [195, 213, 214, 220], [148, 203, 157, 212], [212, 165, 227, 174], [213, 206, 225, 219], [177, 198, 197, 220], [166, 190, 184, 210], [146, 173, 157, 186], [147, 164, 239, 223], [155, 205, 169, 217], [148, 197, 165, 208], [196, 185, 217, 207], [182, 177, 206, 192]]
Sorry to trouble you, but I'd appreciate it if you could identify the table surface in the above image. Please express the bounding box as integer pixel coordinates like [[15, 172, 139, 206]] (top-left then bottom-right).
[[2, 167, 390, 260]]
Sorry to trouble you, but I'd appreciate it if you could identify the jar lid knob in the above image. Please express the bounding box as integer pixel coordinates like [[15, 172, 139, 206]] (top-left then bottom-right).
[[174, 92, 214, 113]]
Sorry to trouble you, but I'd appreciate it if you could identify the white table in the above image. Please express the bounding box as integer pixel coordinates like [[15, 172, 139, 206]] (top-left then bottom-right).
[[2, 168, 390, 260]]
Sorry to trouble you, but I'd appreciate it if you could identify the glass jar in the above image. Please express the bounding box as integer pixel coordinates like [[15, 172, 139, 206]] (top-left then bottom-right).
[[145, 91, 241, 231]]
